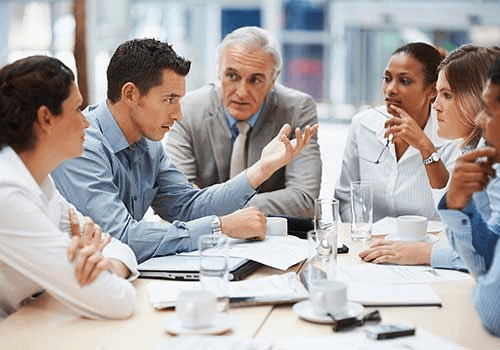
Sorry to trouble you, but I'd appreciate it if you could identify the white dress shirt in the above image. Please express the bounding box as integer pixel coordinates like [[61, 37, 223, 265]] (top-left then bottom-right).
[[335, 106, 461, 222], [0, 146, 137, 320]]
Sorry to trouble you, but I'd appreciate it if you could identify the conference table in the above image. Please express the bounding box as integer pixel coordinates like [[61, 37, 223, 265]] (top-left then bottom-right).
[[1, 225, 499, 350]]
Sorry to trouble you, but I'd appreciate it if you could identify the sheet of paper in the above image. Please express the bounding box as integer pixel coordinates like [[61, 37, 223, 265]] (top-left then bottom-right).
[[148, 272, 308, 309], [158, 328, 463, 350], [275, 328, 464, 350], [347, 283, 441, 306], [160, 336, 274, 350], [182, 235, 308, 270], [336, 264, 471, 285]]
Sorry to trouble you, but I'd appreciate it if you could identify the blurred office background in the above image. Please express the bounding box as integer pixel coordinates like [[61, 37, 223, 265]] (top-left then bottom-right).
[[1, 0, 499, 189], [1, 0, 499, 115]]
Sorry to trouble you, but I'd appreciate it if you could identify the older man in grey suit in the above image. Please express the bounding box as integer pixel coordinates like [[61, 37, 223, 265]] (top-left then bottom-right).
[[166, 26, 322, 221]]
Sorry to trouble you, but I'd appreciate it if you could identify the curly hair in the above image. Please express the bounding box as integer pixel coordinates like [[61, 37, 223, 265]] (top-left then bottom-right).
[[0, 55, 75, 151]]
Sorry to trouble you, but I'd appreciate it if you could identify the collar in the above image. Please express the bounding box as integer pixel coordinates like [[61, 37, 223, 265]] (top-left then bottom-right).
[[0, 146, 45, 202], [93, 103, 132, 153], [223, 102, 265, 132], [92, 102, 149, 154]]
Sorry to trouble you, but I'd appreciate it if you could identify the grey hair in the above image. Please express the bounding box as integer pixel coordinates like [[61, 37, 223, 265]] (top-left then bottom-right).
[[216, 26, 282, 79]]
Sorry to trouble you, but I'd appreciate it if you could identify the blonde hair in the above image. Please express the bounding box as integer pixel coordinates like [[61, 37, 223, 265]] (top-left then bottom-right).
[[438, 44, 500, 147]]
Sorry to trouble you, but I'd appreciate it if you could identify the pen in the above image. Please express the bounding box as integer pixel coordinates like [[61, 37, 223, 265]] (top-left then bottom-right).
[[241, 187, 259, 208], [426, 268, 440, 277]]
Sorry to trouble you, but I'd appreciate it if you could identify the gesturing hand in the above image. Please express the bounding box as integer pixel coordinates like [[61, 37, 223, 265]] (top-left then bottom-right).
[[260, 123, 319, 172], [67, 208, 117, 286], [446, 147, 498, 210], [248, 123, 319, 189]]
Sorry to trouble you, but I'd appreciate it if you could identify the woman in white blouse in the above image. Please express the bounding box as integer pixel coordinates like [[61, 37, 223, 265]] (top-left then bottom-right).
[[359, 45, 500, 267], [0, 56, 137, 320], [335, 42, 459, 224]]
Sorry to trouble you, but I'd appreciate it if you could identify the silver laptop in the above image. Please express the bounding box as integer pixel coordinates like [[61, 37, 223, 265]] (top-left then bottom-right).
[[138, 254, 261, 281]]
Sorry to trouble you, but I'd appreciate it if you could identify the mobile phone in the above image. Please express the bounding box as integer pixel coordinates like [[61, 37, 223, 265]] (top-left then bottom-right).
[[364, 323, 415, 340], [337, 243, 349, 254]]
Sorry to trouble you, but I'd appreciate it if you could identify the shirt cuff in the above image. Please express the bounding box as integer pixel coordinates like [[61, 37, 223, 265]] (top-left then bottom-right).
[[235, 170, 258, 204], [102, 237, 139, 281], [184, 216, 216, 252], [430, 240, 466, 271]]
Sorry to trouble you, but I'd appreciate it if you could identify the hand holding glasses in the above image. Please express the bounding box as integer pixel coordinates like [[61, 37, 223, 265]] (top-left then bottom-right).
[[358, 107, 392, 165]]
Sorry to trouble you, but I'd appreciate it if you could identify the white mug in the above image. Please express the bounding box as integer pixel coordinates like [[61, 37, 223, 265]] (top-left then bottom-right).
[[396, 215, 428, 241], [266, 217, 288, 236], [175, 289, 217, 329], [309, 280, 348, 316]]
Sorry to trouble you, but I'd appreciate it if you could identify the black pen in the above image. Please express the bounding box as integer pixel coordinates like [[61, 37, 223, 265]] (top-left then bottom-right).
[[241, 187, 260, 208]]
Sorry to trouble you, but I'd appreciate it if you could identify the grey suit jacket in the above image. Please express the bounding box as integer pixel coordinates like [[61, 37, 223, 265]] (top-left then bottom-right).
[[166, 83, 322, 219]]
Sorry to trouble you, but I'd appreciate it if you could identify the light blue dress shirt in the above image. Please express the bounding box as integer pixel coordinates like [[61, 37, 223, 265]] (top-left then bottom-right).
[[438, 186, 500, 336], [223, 104, 263, 141], [52, 103, 256, 263]]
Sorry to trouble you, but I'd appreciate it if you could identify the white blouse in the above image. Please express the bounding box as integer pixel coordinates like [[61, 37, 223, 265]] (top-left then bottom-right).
[[0, 146, 137, 320], [335, 106, 461, 222]]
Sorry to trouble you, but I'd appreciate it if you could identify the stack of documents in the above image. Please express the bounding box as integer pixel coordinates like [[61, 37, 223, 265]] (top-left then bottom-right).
[[148, 272, 309, 310]]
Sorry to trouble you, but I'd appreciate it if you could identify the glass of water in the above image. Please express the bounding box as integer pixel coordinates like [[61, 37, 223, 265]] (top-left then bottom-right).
[[198, 234, 229, 312], [350, 181, 373, 241]]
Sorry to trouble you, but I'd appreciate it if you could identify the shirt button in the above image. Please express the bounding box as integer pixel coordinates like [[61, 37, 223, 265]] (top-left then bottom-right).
[[133, 196, 137, 201], [461, 219, 467, 225]]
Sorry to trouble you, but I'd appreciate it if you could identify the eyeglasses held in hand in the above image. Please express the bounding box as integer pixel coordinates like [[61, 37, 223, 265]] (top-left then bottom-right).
[[358, 107, 392, 165], [329, 309, 382, 332]]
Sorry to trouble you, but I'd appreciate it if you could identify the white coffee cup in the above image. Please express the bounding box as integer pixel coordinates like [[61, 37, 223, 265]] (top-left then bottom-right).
[[309, 280, 348, 316], [266, 217, 288, 236], [396, 215, 428, 241], [175, 289, 217, 329]]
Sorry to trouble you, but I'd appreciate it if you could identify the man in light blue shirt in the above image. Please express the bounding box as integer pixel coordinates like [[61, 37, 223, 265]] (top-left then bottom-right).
[[52, 38, 318, 263], [438, 58, 500, 336]]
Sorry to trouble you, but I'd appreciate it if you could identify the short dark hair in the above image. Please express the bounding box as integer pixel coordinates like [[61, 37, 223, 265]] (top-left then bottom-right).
[[107, 38, 191, 103], [393, 42, 444, 86], [487, 58, 500, 86], [0, 55, 75, 151]]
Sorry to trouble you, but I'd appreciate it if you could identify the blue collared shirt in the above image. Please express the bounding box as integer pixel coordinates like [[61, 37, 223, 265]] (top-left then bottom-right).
[[223, 103, 264, 141], [52, 102, 256, 263], [438, 186, 500, 336]]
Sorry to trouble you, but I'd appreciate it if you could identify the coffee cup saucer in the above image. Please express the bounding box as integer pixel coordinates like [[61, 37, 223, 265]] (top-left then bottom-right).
[[386, 233, 439, 243], [293, 300, 364, 324], [163, 313, 233, 335]]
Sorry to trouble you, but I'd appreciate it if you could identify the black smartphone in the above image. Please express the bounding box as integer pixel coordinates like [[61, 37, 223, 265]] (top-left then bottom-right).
[[365, 324, 416, 340], [337, 244, 349, 254]]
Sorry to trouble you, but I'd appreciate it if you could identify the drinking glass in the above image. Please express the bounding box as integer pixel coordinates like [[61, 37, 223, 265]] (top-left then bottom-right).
[[350, 181, 373, 241], [199, 234, 229, 312], [314, 198, 339, 262], [307, 198, 339, 283]]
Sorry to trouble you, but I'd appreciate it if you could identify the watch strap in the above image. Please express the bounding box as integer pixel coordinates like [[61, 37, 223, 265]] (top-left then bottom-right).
[[423, 152, 440, 165]]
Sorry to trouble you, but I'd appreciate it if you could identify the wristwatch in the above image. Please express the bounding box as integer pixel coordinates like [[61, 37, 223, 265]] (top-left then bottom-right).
[[423, 152, 440, 165], [210, 215, 222, 237]]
